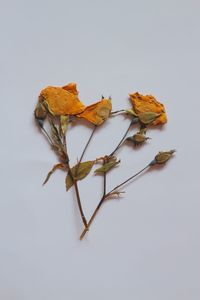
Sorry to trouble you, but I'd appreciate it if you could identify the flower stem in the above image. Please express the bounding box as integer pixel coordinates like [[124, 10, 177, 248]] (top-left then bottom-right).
[[111, 109, 125, 115], [41, 127, 54, 145], [80, 163, 150, 239], [78, 125, 97, 165], [109, 121, 132, 156], [70, 125, 97, 230]]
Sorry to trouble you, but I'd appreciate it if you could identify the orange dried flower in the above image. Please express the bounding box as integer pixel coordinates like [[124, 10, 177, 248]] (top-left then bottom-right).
[[129, 92, 167, 125], [39, 84, 85, 116], [78, 98, 112, 125]]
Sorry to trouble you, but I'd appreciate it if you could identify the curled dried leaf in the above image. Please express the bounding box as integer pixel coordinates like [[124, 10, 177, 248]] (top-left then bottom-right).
[[66, 161, 95, 190], [130, 92, 167, 125], [43, 163, 67, 185], [94, 157, 120, 174]]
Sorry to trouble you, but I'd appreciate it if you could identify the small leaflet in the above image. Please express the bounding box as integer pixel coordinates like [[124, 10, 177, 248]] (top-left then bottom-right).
[[66, 161, 95, 190]]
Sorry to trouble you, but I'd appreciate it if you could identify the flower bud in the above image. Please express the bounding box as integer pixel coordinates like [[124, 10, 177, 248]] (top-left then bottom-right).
[[34, 102, 47, 128], [150, 150, 176, 165], [127, 133, 149, 146]]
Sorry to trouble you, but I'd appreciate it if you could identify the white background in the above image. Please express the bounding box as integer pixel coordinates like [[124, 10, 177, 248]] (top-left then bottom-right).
[[0, 0, 200, 299]]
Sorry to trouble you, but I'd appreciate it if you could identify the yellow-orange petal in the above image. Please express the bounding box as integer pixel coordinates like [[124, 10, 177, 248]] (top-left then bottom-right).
[[129, 92, 167, 125], [39, 86, 85, 116], [77, 98, 112, 125], [62, 82, 78, 95]]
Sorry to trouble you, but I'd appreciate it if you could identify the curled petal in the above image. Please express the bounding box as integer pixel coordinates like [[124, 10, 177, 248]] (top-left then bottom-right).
[[129, 92, 167, 125], [62, 82, 79, 95], [77, 98, 112, 125]]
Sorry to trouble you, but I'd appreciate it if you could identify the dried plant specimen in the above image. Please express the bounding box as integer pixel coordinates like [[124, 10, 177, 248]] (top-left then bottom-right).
[[34, 82, 175, 239]]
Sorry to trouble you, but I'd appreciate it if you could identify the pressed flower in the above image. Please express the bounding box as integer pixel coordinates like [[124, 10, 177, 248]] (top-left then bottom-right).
[[39, 85, 85, 116], [77, 98, 112, 125], [129, 92, 167, 125]]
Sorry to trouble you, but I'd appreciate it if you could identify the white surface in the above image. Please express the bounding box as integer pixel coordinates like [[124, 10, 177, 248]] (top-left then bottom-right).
[[0, 0, 200, 299]]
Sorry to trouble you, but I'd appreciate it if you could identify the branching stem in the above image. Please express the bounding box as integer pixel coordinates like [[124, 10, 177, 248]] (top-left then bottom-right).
[[80, 163, 150, 239]]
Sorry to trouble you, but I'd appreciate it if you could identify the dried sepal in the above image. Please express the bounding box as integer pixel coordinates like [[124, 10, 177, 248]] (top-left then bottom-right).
[[150, 150, 176, 165], [94, 156, 120, 174], [34, 102, 47, 128], [43, 163, 67, 185], [125, 108, 137, 117], [105, 191, 125, 200], [60, 115, 69, 136], [49, 120, 68, 161], [138, 112, 161, 125], [66, 160, 95, 190]]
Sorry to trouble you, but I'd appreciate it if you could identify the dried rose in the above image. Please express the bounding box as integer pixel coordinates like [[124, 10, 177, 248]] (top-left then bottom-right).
[[39, 83, 85, 116], [129, 92, 167, 125]]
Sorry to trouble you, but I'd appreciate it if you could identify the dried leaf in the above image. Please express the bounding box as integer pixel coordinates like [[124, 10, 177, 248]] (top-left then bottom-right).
[[66, 161, 95, 190], [43, 163, 67, 185], [49, 120, 67, 161], [50, 120, 62, 146], [105, 191, 125, 200], [94, 157, 120, 174]]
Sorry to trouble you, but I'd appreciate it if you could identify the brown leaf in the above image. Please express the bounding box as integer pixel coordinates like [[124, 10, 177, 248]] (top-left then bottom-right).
[[43, 163, 67, 185], [94, 157, 120, 174], [66, 161, 95, 190]]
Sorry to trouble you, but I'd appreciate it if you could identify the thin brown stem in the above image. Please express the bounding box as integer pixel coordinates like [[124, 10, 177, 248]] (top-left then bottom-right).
[[69, 125, 97, 230], [41, 127, 54, 145], [80, 163, 150, 239], [76, 125, 97, 171], [109, 121, 132, 156], [105, 164, 150, 198], [66, 161, 88, 229], [111, 109, 125, 115]]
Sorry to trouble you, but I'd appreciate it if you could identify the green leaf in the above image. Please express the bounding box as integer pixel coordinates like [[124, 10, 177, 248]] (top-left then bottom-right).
[[66, 161, 95, 190], [94, 157, 120, 174], [43, 163, 67, 185], [138, 112, 161, 125]]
